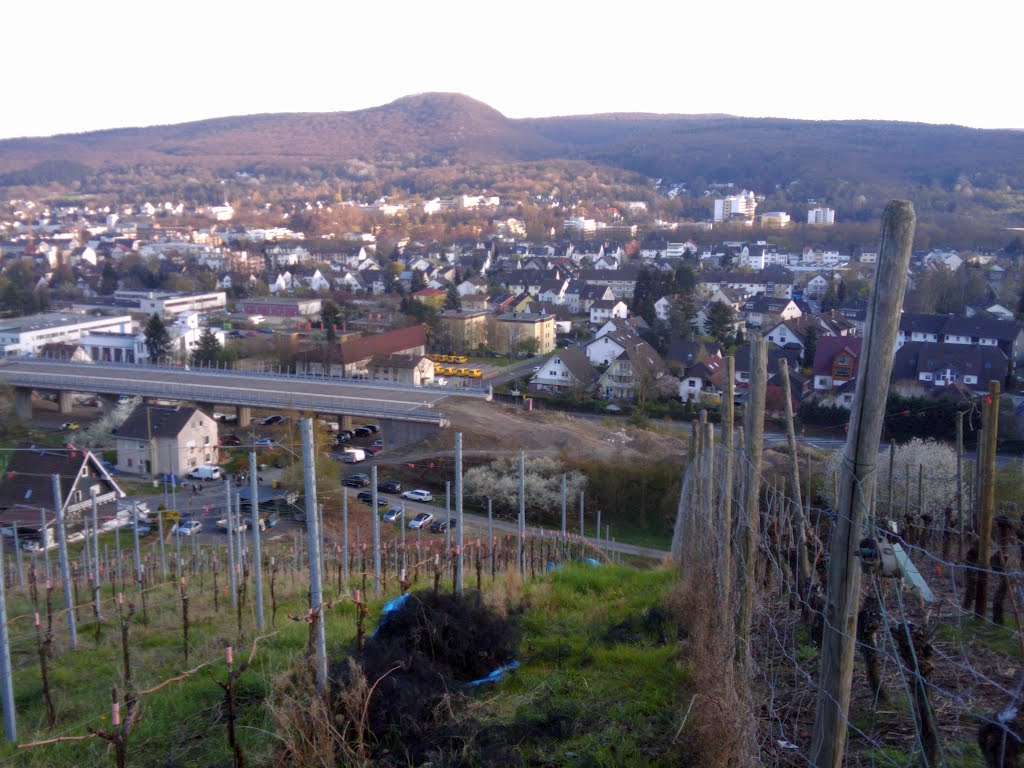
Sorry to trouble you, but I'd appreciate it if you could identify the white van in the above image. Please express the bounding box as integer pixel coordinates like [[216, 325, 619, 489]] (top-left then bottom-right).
[[341, 449, 366, 464], [189, 465, 222, 481]]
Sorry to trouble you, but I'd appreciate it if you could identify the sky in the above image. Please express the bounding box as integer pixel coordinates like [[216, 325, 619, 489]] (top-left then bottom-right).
[[4, 0, 1021, 140]]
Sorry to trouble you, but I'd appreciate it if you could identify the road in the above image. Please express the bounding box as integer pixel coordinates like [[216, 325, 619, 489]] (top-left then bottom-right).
[[0, 359, 479, 424]]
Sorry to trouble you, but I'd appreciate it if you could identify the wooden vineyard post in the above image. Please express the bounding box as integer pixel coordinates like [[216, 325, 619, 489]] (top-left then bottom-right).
[[811, 200, 915, 768], [737, 334, 766, 667], [974, 381, 1000, 618]]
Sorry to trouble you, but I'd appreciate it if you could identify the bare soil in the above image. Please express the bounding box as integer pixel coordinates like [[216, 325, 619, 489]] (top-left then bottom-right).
[[385, 397, 691, 463]]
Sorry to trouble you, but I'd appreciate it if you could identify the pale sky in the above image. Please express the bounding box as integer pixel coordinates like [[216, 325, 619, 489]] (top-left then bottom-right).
[[4, 0, 1021, 139]]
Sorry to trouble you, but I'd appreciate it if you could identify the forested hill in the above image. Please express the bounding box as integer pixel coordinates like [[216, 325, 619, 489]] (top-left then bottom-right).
[[2, 93, 1022, 225]]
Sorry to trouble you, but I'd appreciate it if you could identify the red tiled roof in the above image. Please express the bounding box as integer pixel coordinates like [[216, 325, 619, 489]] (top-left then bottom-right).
[[340, 324, 427, 364], [812, 336, 862, 377]]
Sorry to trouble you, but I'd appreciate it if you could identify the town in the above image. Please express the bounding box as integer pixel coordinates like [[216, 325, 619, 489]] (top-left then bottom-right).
[[1, 189, 1020, 427]]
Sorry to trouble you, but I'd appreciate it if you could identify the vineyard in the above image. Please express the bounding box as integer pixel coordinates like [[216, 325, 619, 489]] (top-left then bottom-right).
[[0, 517, 627, 767]]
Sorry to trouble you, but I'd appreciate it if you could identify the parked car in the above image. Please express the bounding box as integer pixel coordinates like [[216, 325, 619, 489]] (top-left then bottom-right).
[[343, 473, 370, 488], [408, 512, 435, 530], [261, 511, 281, 528], [260, 415, 285, 425], [254, 437, 275, 447], [430, 518, 456, 534], [334, 433, 351, 445], [401, 489, 434, 503], [178, 520, 203, 536], [377, 480, 401, 494], [318, 419, 340, 432], [353, 427, 373, 438], [382, 507, 404, 523], [364, 445, 383, 456], [188, 465, 221, 481], [357, 491, 389, 507], [341, 448, 366, 464], [338, 430, 355, 440], [60, 422, 80, 431], [221, 434, 242, 446], [361, 424, 381, 434], [371, 439, 384, 448]]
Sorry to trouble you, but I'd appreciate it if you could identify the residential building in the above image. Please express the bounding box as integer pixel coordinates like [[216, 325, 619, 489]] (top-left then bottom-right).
[[237, 297, 323, 318], [596, 340, 667, 401], [0, 444, 125, 544], [589, 299, 628, 325], [741, 296, 803, 328], [891, 342, 1009, 395], [491, 313, 556, 355], [440, 310, 490, 352], [808, 207, 836, 225], [679, 357, 726, 403], [811, 337, 863, 391], [697, 268, 794, 300], [713, 190, 757, 223], [896, 314, 1024, 363], [114, 404, 219, 477], [529, 348, 599, 395]]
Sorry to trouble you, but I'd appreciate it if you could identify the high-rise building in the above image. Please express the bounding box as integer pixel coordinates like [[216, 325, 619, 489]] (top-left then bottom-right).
[[713, 190, 757, 223], [808, 207, 836, 225]]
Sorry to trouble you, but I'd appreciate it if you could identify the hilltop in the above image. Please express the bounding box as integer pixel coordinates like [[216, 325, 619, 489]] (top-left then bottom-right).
[[2, 92, 1024, 226]]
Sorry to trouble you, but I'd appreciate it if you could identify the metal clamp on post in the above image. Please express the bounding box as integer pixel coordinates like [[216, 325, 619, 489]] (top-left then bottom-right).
[[856, 537, 902, 578]]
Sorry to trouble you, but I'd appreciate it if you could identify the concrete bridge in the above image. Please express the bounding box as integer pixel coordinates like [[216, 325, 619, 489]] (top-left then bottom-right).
[[0, 359, 485, 431]]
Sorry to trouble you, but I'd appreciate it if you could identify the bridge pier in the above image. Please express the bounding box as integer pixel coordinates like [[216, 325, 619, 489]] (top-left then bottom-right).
[[13, 388, 33, 421], [340, 415, 354, 431], [237, 405, 252, 425], [57, 390, 74, 415], [196, 402, 217, 418]]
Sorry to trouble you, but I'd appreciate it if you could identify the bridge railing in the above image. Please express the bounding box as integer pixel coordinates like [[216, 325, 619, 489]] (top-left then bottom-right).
[[0, 364, 448, 424], [9, 354, 489, 396]]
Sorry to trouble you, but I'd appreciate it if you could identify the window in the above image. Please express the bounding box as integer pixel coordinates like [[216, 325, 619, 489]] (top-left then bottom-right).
[[204, 436, 210, 446], [127, 458, 133, 468]]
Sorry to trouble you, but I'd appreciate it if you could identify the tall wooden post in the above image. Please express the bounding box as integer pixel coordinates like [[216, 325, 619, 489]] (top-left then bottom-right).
[[736, 335, 766, 667], [955, 412, 964, 561], [974, 381, 1000, 617], [811, 200, 915, 768], [721, 355, 735, 615], [779, 358, 812, 596]]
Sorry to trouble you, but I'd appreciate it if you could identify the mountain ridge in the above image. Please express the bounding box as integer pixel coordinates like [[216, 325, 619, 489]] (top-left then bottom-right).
[[2, 93, 1023, 224]]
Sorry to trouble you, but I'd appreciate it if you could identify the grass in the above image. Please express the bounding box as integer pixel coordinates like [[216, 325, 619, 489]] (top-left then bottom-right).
[[936, 615, 1024, 658], [472, 565, 688, 765], [0, 556, 687, 766]]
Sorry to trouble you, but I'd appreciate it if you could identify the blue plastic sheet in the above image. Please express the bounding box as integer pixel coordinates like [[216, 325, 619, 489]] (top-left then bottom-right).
[[464, 660, 520, 688], [370, 593, 411, 639], [585, 557, 601, 567]]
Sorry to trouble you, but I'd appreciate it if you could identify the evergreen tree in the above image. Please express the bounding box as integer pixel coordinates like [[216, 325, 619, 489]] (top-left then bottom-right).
[[410, 269, 427, 292], [668, 294, 697, 340], [190, 328, 223, 366], [144, 313, 171, 363], [444, 283, 462, 311], [706, 301, 736, 346], [820, 279, 839, 311], [99, 262, 119, 295], [802, 327, 820, 369], [320, 299, 341, 342]]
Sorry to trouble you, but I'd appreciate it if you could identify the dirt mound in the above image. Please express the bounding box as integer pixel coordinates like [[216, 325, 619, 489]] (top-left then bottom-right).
[[332, 589, 520, 765]]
